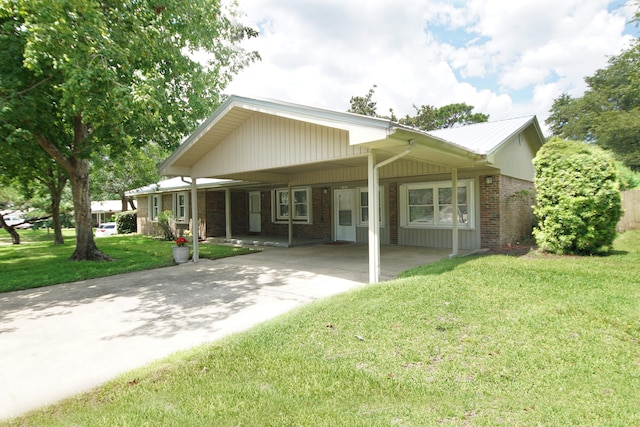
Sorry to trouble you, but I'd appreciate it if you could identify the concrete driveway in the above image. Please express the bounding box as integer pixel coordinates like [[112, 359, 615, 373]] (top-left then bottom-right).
[[0, 243, 450, 420]]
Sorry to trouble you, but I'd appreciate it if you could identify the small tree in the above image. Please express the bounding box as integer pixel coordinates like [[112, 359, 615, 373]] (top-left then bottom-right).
[[158, 210, 177, 241], [533, 138, 623, 254]]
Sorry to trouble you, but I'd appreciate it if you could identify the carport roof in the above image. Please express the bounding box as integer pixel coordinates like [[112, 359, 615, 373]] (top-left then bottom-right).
[[125, 176, 244, 196], [159, 95, 542, 179]]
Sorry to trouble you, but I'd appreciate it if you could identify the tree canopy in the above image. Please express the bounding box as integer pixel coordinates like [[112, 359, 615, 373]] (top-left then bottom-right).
[[546, 39, 640, 170], [0, 0, 259, 259], [347, 85, 489, 131]]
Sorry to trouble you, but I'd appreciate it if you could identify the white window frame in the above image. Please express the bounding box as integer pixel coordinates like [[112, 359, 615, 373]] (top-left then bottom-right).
[[272, 187, 311, 223], [400, 180, 474, 229], [149, 194, 161, 222], [357, 186, 385, 227], [173, 192, 189, 222]]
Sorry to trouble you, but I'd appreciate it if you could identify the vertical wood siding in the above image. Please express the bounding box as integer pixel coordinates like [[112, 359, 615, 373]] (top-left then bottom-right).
[[398, 228, 480, 250], [193, 113, 369, 177], [356, 226, 390, 244], [380, 160, 449, 178]]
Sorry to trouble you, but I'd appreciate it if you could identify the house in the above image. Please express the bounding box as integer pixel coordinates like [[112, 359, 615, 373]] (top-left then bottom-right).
[[90, 200, 136, 227], [127, 96, 544, 282]]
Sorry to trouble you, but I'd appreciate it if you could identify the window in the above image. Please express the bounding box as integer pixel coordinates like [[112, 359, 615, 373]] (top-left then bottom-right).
[[357, 187, 384, 226], [400, 180, 473, 228], [173, 192, 189, 222], [273, 187, 311, 222], [150, 195, 161, 221]]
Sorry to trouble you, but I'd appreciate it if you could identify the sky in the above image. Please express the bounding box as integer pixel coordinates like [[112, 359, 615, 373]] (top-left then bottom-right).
[[223, 0, 639, 134]]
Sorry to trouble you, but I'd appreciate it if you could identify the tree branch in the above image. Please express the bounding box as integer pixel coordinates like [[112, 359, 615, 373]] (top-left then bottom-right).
[[0, 76, 53, 103], [34, 134, 73, 175]]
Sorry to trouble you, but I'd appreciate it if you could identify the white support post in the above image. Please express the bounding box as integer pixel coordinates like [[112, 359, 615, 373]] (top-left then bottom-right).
[[190, 178, 199, 262], [366, 142, 416, 283], [288, 184, 293, 247], [225, 188, 232, 239], [450, 167, 459, 258], [368, 150, 380, 283]]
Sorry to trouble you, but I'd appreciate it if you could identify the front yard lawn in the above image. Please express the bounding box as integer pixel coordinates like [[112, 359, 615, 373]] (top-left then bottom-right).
[[5, 231, 639, 426], [0, 230, 254, 293]]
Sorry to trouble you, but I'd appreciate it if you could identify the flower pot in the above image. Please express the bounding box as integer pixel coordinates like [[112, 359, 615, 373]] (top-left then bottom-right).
[[172, 245, 190, 264]]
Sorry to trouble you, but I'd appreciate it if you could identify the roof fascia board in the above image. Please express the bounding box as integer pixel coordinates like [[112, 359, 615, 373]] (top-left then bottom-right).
[[126, 178, 248, 196], [160, 165, 192, 176]]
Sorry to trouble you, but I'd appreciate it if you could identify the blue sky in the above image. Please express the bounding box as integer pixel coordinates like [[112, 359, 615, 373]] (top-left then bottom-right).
[[225, 0, 638, 134]]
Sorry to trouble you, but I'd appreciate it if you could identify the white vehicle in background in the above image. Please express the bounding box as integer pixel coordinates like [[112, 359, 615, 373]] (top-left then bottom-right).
[[95, 222, 117, 237], [1, 214, 31, 229]]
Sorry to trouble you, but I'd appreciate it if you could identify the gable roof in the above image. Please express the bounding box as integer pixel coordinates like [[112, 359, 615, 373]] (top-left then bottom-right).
[[158, 95, 544, 182], [427, 116, 545, 155]]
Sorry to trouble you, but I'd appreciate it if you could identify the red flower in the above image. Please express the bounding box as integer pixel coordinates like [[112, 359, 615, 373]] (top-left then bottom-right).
[[175, 237, 189, 247]]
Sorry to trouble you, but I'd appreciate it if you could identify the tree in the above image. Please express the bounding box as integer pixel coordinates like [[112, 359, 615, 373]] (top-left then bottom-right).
[[0, 0, 259, 260], [1, 129, 69, 244], [546, 40, 640, 170], [91, 142, 167, 212], [532, 138, 622, 255], [347, 85, 378, 117], [347, 85, 488, 131], [401, 103, 489, 130]]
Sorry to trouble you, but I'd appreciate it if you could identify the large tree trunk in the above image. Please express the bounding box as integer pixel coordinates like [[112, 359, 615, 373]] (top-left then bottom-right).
[[50, 192, 64, 245], [45, 164, 67, 245], [36, 115, 111, 261], [120, 192, 128, 212], [69, 158, 111, 261], [0, 216, 20, 244]]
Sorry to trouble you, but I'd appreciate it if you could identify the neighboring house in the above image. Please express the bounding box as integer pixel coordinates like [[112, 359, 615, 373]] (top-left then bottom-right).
[[91, 200, 136, 227], [127, 96, 544, 282]]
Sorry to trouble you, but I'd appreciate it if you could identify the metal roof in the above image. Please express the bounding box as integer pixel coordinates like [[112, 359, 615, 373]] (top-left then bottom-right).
[[125, 177, 240, 196], [427, 116, 543, 155]]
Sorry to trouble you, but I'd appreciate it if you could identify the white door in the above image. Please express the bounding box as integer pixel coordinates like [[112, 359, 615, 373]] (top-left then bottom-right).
[[249, 191, 261, 233], [334, 189, 356, 241]]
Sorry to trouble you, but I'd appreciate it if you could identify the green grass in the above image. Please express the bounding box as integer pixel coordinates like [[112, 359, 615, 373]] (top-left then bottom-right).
[[4, 231, 640, 426], [0, 229, 255, 293]]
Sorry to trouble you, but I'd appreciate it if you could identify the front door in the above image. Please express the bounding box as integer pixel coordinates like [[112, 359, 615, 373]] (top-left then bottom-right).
[[334, 189, 356, 241], [249, 191, 261, 233]]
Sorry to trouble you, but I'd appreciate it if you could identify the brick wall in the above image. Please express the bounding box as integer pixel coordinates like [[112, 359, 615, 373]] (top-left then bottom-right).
[[203, 190, 249, 236], [480, 174, 535, 249], [499, 176, 536, 247], [190, 191, 207, 239], [136, 195, 149, 235], [205, 191, 226, 237], [480, 175, 500, 249], [262, 187, 331, 239]]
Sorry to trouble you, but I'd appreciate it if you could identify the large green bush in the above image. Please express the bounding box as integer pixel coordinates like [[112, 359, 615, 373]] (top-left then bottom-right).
[[533, 138, 623, 254], [116, 210, 137, 234]]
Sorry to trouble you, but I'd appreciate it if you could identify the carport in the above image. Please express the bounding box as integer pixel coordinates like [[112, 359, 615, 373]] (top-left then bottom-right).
[[160, 96, 487, 283]]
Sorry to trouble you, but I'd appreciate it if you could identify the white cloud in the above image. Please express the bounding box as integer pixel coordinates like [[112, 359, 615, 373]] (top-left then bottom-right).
[[225, 0, 637, 134]]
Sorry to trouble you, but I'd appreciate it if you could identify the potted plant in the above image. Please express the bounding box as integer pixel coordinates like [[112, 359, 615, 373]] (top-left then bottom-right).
[[172, 236, 190, 264]]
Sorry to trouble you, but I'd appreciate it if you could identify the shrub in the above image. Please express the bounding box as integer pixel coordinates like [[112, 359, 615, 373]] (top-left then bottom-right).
[[158, 210, 176, 241], [116, 210, 137, 234], [533, 138, 623, 254], [616, 161, 640, 190]]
